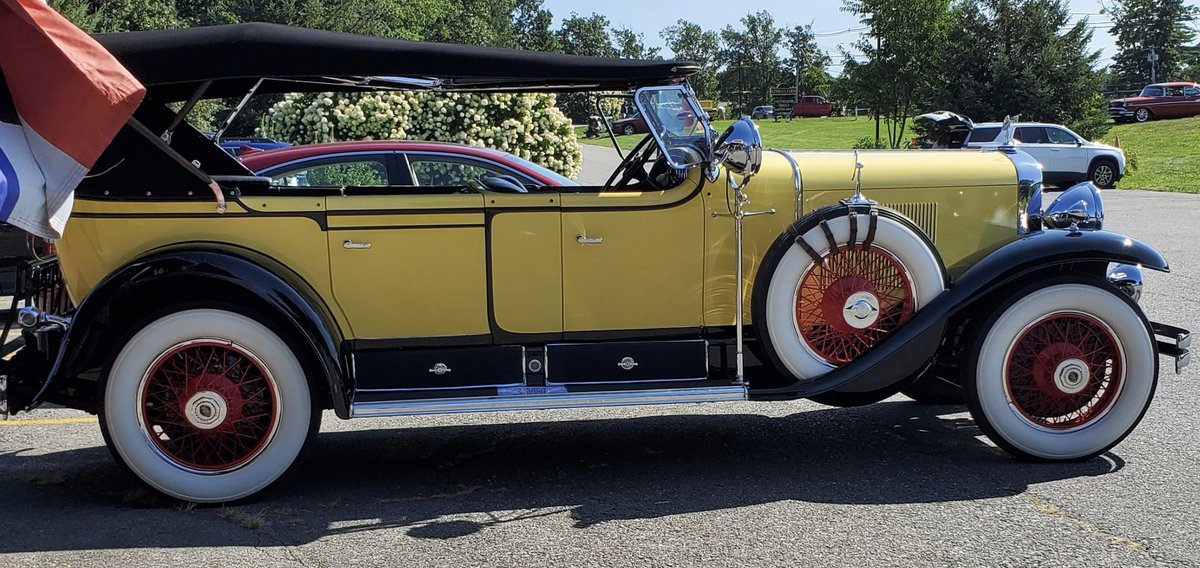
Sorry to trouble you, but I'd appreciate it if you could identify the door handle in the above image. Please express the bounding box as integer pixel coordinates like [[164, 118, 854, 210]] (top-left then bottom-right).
[[576, 235, 603, 245], [343, 239, 372, 250]]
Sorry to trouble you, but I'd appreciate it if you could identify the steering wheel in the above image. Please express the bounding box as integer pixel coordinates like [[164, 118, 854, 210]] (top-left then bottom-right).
[[603, 135, 659, 190]]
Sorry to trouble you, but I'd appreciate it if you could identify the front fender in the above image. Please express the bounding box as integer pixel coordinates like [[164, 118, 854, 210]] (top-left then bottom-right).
[[35, 244, 350, 417], [750, 229, 1168, 399]]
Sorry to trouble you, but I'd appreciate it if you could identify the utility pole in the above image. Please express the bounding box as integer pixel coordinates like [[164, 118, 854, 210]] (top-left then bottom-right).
[[1148, 47, 1159, 83], [874, 34, 881, 147]]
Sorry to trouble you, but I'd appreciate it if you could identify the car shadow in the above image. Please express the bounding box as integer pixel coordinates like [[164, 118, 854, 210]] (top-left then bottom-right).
[[0, 401, 1123, 551]]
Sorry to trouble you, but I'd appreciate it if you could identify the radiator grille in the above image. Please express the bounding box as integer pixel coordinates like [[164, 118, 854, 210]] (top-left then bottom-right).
[[882, 202, 938, 243]]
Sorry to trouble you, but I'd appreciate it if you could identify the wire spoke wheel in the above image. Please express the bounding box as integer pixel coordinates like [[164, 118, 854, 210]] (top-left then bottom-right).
[[1003, 313, 1124, 431], [794, 245, 915, 365], [138, 339, 281, 473]]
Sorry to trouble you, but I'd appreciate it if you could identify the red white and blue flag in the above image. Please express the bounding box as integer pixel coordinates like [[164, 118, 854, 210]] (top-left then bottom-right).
[[0, 0, 144, 238]]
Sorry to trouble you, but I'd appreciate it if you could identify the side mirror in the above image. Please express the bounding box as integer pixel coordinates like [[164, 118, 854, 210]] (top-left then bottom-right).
[[714, 116, 763, 178]]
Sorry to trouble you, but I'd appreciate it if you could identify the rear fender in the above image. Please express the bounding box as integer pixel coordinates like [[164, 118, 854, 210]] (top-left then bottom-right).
[[34, 244, 350, 417], [750, 229, 1168, 399]]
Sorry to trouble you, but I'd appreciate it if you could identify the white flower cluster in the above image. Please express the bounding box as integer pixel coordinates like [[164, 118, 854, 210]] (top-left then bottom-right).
[[260, 91, 581, 178]]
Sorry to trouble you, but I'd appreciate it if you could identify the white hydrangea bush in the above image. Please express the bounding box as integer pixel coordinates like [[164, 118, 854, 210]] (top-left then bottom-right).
[[260, 91, 580, 179]]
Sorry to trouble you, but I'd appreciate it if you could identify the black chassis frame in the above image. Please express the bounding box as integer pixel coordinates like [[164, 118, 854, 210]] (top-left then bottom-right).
[[7, 208, 1181, 418]]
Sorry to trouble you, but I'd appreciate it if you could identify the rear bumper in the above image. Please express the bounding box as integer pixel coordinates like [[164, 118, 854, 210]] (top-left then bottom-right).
[[1154, 322, 1192, 374]]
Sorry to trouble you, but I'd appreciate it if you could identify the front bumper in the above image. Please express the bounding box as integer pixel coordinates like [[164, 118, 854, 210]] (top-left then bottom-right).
[[1109, 107, 1134, 119], [1154, 322, 1192, 374]]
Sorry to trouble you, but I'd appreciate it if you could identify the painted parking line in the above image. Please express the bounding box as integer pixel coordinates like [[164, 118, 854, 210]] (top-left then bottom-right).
[[0, 416, 97, 426]]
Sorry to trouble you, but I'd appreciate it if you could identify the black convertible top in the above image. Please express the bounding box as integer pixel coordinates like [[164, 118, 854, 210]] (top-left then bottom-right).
[[95, 23, 698, 101]]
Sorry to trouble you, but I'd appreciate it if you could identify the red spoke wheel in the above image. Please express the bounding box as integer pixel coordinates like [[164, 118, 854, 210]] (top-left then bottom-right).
[[101, 309, 315, 502], [794, 246, 915, 365], [965, 279, 1157, 462], [1004, 313, 1123, 431], [139, 340, 281, 473]]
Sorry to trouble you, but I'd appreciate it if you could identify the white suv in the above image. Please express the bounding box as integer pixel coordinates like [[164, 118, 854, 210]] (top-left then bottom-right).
[[918, 112, 1126, 189], [966, 122, 1126, 189]]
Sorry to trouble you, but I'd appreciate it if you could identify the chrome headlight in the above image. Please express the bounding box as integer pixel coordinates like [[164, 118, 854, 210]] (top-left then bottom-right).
[[1040, 182, 1104, 231]]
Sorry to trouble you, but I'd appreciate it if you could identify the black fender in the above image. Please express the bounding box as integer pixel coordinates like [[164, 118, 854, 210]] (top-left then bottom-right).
[[34, 243, 351, 418], [750, 228, 1168, 400]]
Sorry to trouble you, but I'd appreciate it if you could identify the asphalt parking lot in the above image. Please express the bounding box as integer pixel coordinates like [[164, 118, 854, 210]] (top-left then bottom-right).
[[1, 187, 1197, 567]]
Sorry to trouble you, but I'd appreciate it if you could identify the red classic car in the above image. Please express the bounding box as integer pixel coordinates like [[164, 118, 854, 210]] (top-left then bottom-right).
[[610, 111, 649, 136], [240, 140, 578, 188], [1109, 82, 1200, 123], [792, 95, 832, 118]]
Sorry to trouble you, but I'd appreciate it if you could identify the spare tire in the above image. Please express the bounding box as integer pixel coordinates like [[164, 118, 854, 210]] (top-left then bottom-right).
[[752, 204, 946, 400]]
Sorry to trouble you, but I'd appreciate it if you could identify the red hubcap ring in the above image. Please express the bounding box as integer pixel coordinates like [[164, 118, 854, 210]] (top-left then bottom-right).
[[793, 245, 916, 365], [137, 339, 281, 473], [1003, 312, 1125, 431]]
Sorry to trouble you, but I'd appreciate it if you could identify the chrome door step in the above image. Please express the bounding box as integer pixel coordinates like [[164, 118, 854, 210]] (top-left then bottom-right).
[[349, 385, 747, 418]]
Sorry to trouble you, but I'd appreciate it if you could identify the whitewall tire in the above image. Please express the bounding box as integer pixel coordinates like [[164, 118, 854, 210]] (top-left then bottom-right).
[[100, 309, 316, 502], [965, 280, 1156, 461], [756, 209, 946, 385]]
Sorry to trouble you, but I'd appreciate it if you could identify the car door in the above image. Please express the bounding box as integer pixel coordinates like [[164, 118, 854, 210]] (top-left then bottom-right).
[[324, 161, 489, 340], [559, 178, 706, 333], [1184, 86, 1200, 116], [1044, 127, 1089, 179], [1159, 86, 1186, 117], [1014, 126, 1055, 170]]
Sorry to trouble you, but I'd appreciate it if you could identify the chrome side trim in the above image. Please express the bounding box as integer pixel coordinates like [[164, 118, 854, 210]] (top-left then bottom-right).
[[765, 148, 803, 220], [1001, 148, 1045, 234], [349, 385, 747, 418]]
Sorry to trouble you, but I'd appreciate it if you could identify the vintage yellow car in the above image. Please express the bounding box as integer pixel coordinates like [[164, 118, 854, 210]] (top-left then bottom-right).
[[0, 24, 1191, 503]]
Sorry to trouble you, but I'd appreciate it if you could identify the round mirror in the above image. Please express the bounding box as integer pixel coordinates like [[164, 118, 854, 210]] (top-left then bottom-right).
[[714, 116, 763, 177]]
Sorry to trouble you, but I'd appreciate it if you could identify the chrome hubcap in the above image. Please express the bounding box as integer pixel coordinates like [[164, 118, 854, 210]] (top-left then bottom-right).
[[1052, 358, 1090, 395], [184, 390, 229, 430], [842, 291, 881, 330]]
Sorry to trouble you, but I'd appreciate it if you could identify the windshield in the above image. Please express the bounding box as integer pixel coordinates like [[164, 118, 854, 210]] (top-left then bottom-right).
[[633, 85, 711, 169], [1139, 86, 1165, 97]]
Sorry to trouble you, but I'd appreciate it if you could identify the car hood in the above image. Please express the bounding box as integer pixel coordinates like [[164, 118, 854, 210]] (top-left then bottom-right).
[[1110, 96, 1155, 105]]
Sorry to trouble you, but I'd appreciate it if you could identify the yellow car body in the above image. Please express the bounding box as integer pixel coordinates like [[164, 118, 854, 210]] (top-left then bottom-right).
[[57, 149, 1020, 341]]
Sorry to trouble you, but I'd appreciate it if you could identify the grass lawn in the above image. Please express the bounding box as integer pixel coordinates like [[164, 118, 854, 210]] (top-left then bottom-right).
[[1110, 115, 1200, 194], [578, 114, 1200, 193]]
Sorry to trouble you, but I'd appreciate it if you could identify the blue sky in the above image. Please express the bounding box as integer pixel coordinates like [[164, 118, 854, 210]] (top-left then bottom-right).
[[542, 0, 1200, 72]]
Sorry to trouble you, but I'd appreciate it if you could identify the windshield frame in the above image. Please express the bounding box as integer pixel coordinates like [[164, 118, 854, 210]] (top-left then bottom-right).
[[632, 83, 713, 170]]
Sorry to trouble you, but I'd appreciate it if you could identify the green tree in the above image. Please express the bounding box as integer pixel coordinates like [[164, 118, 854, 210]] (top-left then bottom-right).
[[512, 0, 560, 52], [556, 13, 616, 57], [717, 11, 784, 112], [784, 24, 833, 96], [612, 27, 662, 60], [1106, 0, 1199, 87], [930, 0, 1108, 139], [660, 20, 722, 100], [51, 0, 181, 32], [555, 13, 617, 121], [842, 0, 953, 148], [425, 0, 520, 46]]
